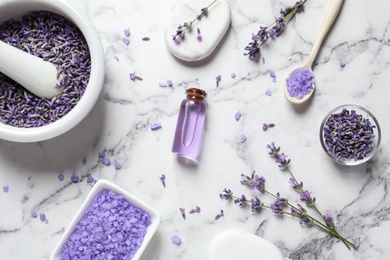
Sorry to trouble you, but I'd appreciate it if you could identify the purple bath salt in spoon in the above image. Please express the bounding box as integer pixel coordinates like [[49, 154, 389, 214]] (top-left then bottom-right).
[[284, 0, 344, 105], [0, 40, 62, 99]]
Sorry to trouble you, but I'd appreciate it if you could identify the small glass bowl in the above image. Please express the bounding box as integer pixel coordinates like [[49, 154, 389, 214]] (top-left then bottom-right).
[[50, 179, 160, 260], [319, 104, 381, 166]]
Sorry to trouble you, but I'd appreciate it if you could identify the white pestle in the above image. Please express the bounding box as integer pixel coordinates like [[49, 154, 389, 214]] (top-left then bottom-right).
[[0, 40, 62, 99]]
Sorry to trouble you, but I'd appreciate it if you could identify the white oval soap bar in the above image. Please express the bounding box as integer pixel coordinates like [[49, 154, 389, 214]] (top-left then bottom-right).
[[208, 229, 284, 260], [164, 0, 231, 62]]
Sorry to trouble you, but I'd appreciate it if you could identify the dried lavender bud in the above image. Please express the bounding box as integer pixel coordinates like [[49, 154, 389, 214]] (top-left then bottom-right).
[[322, 108, 377, 162], [0, 11, 91, 128]]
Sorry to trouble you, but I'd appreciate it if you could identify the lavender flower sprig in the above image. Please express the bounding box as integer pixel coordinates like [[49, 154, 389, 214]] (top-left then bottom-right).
[[244, 0, 308, 60], [172, 0, 218, 44], [220, 171, 355, 250], [266, 142, 356, 249]]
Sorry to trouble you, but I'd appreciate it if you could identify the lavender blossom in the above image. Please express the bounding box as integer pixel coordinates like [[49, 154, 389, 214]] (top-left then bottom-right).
[[291, 204, 313, 226], [189, 205, 201, 214], [267, 142, 291, 168], [300, 190, 316, 207], [219, 188, 233, 200], [250, 197, 262, 212], [234, 194, 248, 207], [289, 177, 303, 190], [215, 209, 224, 220], [324, 213, 335, 228]]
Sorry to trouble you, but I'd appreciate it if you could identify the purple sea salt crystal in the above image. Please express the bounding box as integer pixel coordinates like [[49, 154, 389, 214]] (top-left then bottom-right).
[[86, 176, 94, 184], [122, 37, 130, 45], [234, 111, 242, 121], [114, 56, 120, 61], [59, 189, 152, 259], [31, 212, 38, 218], [150, 122, 162, 131], [0, 11, 91, 128], [166, 80, 173, 87], [82, 158, 87, 165], [231, 73, 236, 79], [3, 186, 9, 193], [265, 89, 272, 96], [171, 234, 182, 245], [286, 68, 315, 99], [114, 161, 122, 170], [123, 28, 130, 37], [240, 134, 247, 143], [102, 157, 111, 166], [58, 173, 65, 181], [339, 61, 346, 67], [71, 174, 79, 183], [39, 213, 46, 222]]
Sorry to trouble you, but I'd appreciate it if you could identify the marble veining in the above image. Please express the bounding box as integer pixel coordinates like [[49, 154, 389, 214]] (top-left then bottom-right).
[[0, 0, 389, 259]]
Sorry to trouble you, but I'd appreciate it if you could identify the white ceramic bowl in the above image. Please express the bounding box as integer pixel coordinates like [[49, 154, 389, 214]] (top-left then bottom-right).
[[0, 0, 104, 142], [50, 179, 161, 260]]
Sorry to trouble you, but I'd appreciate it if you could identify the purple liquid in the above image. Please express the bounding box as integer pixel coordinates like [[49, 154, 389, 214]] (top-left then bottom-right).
[[172, 99, 206, 165]]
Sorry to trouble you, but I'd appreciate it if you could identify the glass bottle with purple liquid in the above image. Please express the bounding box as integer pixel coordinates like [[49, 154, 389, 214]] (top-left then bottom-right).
[[172, 88, 207, 166]]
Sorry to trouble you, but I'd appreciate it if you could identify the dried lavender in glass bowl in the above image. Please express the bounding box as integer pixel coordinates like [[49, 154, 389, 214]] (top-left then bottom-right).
[[319, 104, 381, 166]]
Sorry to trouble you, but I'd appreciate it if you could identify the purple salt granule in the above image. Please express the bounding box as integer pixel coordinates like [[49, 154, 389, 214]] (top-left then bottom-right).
[[102, 157, 111, 166], [31, 212, 38, 218], [265, 89, 272, 96], [114, 161, 122, 170], [231, 73, 236, 79], [240, 134, 247, 143], [171, 234, 182, 245], [3, 186, 9, 193], [114, 56, 120, 61], [158, 81, 168, 87], [39, 213, 46, 222], [124, 28, 130, 38], [86, 176, 95, 184], [71, 174, 79, 183], [166, 80, 173, 87], [150, 122, 162, 131], [82, 158, 87, 165], [58, 173, 65, 181], [0, 11, 91, 128], [234, 111, 242, 121], [122, 37, 130, 45], [339, 61, 346, 67], [98, 151, 105, 159], [59, 189, 152, 260], [286, 68, 315, 99]]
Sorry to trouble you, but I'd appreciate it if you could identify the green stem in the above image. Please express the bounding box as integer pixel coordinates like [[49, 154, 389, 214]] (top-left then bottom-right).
[[189, 0, 219, 25]]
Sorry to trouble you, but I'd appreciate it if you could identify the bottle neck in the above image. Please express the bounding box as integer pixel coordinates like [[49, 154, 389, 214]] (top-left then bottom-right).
[[186, 88, 207, 101]]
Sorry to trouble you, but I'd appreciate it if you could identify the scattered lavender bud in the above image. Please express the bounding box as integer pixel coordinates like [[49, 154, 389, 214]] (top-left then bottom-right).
[[231, 73, 236, 79], [150, 122, 162, 131], [215, 209, 224, 220], [171, 234, 182, 245], [160, 174, 166, 188], [122, 37, 130, 45], [262, 57, 266, 64], [339, 61, 346, 67], [130, 71, 143, 81], [179, 208, 186, 220], [39, 213, 46, 222], [86, 176, 94, 184], [71, 174, 79, 183], [196, 28, 202, 41], [31, 212, 38, 218], [234, 111, 242, 121], [114, 56, 120, 61], [265, 89, 272, 96], [58, 173, 65, 181], [215, 75, 221, 87], [142, 37, 150, 41], [189, 206, 201, 214], [123, 28, 130, 37], [114, 161, 122, 170], [3, 186, 9, 193], [240, 134, 247, 143], [262, 123, 275, 131], [102, 157, 111, 166]]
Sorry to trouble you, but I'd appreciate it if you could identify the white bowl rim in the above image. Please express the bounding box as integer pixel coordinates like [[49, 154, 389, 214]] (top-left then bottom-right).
[[0, 0, 104, 142], [49, 179, 161, 260]]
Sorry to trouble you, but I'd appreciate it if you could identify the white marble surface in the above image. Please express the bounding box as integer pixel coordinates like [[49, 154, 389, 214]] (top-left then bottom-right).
[[0, 0, 389, 259]]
